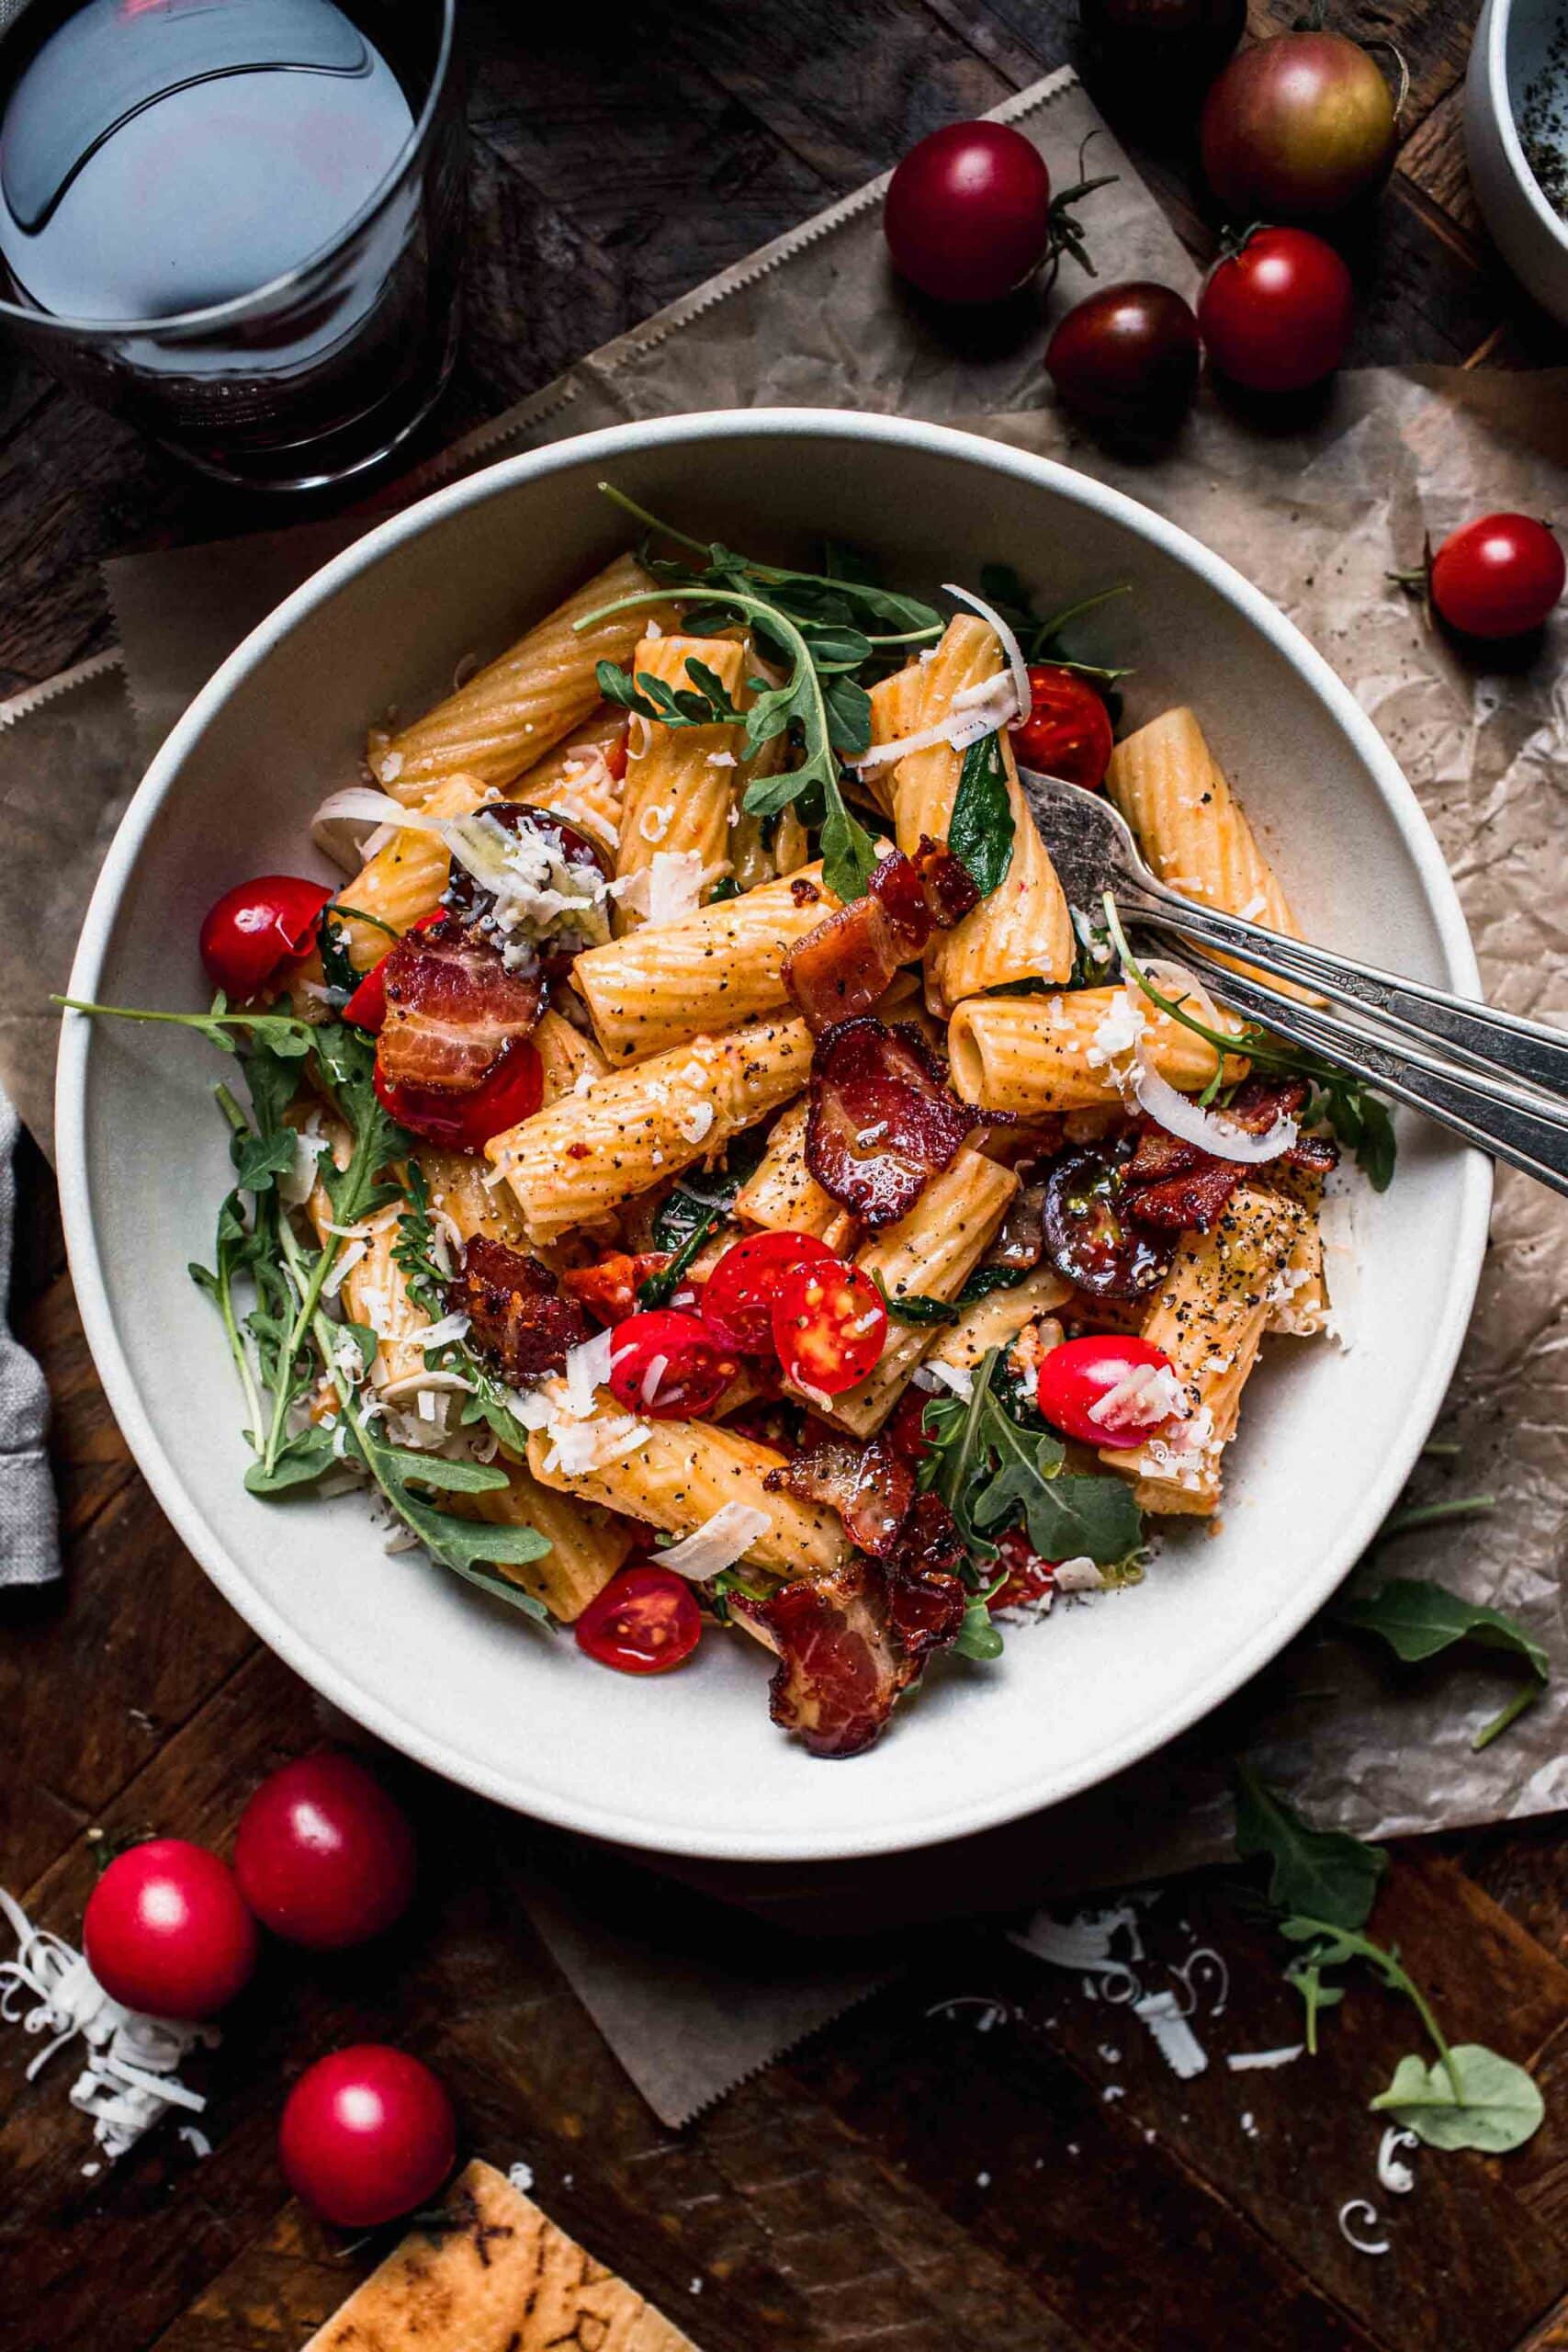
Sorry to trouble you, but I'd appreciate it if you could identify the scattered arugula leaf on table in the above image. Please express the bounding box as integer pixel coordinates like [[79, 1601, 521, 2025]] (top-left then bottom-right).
[[1230, 1765, 1545, 2152], [1336, 1576, 1549, 1750]]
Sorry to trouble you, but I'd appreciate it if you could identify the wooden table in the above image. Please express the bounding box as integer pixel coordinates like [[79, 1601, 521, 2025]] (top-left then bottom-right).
[[3, 2, 1565, 2346]]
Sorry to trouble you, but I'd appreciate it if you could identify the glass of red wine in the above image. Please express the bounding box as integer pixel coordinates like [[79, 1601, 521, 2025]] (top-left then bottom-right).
[[0, 0, 463, 491]]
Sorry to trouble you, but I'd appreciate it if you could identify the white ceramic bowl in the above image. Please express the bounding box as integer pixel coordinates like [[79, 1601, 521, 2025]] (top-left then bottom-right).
[[57, 411, 1490, 1864], [1467, 0, 1568, 326]]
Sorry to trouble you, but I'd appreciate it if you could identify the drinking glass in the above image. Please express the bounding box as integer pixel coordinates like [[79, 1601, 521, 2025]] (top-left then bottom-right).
[[0, 0, 464, 491]]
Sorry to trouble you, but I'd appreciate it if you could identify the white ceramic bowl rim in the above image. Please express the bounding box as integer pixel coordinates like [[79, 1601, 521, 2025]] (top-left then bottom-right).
[[1484, 0, 1568, 262], [56, 408, 1492, 1862]]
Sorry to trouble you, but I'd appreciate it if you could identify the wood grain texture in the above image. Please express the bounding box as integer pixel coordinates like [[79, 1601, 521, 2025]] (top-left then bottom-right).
[[2, 1, 1567, 2346]]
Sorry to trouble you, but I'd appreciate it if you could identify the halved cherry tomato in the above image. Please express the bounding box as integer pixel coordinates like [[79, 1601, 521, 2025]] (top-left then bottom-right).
[[699, 1230, 836, 1355], [343, 910, 444, 1033], [886, 1386, 935, 1464], [199, 876, 333, 998], [608, 1310, 737, 1418], [772, 1258, 887, 1397], [1034, 1333, 1179, 1448], [373, 1038, 543, 1152], [575, 1565, 703, 1674], [1010, 665, 1115, 790], [989, 1527, 1058, 1611]]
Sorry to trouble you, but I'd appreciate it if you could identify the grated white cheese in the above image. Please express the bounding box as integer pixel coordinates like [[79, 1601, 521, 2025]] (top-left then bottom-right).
[[1133, 1990, 1209, 2080], [1226, 2044, 1303, 2072], [0, 1889, 218, 2165], [1337, 2199, 1390, 2256], [921, 1360, 974, 1401], [1086, 1362, 1188, 1433], [1376, 2127, 1418, 2195], [562, 1329, 615, 1419], [1054, 1555, 1104, 1593], [613, 848, 713, 928], [278, 1119, 330, 1208], [543, 1410, 649, 1479], [676, 1101, 716, 1147], [649, 1502, 773, 1581]]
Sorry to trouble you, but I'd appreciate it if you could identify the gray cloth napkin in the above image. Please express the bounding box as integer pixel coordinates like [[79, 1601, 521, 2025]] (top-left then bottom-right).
[[0, 1086, 58, 1586]]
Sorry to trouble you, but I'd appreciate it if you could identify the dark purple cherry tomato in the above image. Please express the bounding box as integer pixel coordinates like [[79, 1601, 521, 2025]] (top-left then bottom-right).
[[1042, 1147, 1174, 1298], [1078, 0, 1246, 95], [441, 802, 608, 927], [1198, 226, 1354, 393], [1200, 32, 1397, 220], [1046, 282, 1201, 430], [1427, 514, 1565, 640], [884, 122, 1053, 304]]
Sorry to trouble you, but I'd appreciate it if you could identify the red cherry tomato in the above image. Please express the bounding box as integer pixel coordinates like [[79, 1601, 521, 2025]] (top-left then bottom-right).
[[989, 1527, 1059, 1611], [199, 876, 332, 999], [1427, 514, 1565, 640], [83, 1838, 258, 2019], [373, 1038, 543, 1153], [607, 1309, 737, 1419], [885, 121, 1053, 305], [1033, 1334, 1179, 1448], [1197, 226, 1354, 393], [342, 910, 444, 1033], [700, 1230, 836, 1355], [772, 1258, 887, 1398], [575, 1566, 703, 1675], [1010, 665, 1116, 789], [232, 1751, 416, 1951], [278, 2045, 457, 2227]]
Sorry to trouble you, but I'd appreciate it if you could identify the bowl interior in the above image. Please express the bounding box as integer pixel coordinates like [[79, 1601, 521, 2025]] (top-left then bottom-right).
[[1506, 0, 1568, 227], [62, 415, 1486, 1862]]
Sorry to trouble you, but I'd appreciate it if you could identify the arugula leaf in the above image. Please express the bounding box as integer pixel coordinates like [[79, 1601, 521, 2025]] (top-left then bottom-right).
[[243, 1425, 340, 1495], [921, 1348, 1144, 1568], [1019, 1474, 1144, 1566], [953, 1593, 1006, 1661], [872, 1273, 958, 1327], [595, 656, 744, 729], [1371, 2046, 1544, 2154], [231, 1127, 299, 1196], [53, 990, 315, 1060], [1232, 1761, 1387, 1931], [641, 1132, 767, 1307], [949, 731, 1015, 899], [955, 1261, 1032, 1306], [976, 562, 1132, 684], [1337, 1577, 1548, 1750], [317, 910, 359, 1001]]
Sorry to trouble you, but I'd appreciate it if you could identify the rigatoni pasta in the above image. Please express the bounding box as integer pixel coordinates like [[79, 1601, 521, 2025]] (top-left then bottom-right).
[[117, 493, 1378, 1769]]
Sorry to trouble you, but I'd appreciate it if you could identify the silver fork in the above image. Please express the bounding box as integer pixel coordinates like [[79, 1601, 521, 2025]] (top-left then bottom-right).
[[1015, 766, 1568, 1197]]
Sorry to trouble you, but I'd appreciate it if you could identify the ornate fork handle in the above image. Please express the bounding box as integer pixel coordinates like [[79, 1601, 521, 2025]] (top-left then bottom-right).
[[1119, 866, 1568, 1102]]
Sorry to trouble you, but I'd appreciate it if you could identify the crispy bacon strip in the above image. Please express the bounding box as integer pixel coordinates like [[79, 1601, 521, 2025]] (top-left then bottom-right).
[[882, 1493, 968, 1667], [1121, 1076, 1337, 1234], [764, 1432, 914, 1559], [733, 1558, 908, 1759], [806, 1016, 973, 1228], [378, 927, 545, 1094], [913, 832, 980, 927], [449, 1236, 590, 1384], [784, 893, 909, 1034], [559, 1250, 672, 1324]]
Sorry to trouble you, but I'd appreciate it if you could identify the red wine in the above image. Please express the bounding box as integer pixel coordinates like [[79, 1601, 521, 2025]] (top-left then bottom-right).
[[0, 0, 415, 322]]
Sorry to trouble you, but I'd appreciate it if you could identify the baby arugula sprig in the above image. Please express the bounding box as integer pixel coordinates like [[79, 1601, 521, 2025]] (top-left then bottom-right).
[[52, 992, 553, 1616], [575, 483, 949, 902], [1232, 1764, 1544, 2154]]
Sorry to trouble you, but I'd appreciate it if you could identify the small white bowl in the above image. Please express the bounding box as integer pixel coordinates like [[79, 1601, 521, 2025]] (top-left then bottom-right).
[[56, 410, 1490, 1864], [1467, 0, 1568, 325]]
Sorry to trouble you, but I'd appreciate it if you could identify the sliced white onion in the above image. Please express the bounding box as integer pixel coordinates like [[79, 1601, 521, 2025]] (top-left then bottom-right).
[[942, 580, 1031, 727], [310, 785, 453, 842], [1132, 1049, 1298, 1164], [649, 1502, 773, 1581]]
